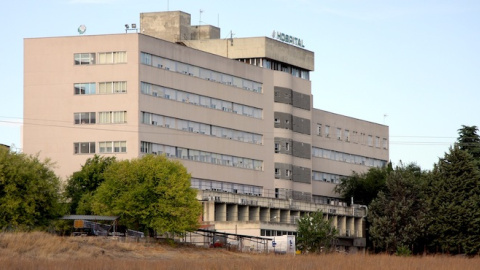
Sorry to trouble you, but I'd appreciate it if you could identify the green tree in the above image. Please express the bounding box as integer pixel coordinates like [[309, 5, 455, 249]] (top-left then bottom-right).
[[65, 155, 116, 214], [369, 163, 428, 254], [0, 147, 63, 230], [427, 145, 480, 255], [297, 211, 337, 253], [91, 155, 202, 235], [457, 125, 480, 161], [335, 164, 392, 206]]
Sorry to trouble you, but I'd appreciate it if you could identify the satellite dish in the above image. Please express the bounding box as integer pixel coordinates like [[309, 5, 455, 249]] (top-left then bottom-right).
[[78, 25, 87, 35]]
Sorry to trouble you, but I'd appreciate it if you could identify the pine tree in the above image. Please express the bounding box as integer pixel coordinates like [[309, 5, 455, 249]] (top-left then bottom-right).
[[457, 125, 480, 161], [427, 145, 480, 255], [369, 164, 427, 254]]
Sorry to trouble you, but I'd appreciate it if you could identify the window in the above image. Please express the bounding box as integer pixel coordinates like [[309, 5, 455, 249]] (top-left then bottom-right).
[[140, 81, 263, 119], [99, 141, 127, 153], [285, 142, 290, 151], [99, 141, 112, 153], [325, 125, 330, 137], [317, 124, 322, 136], [336, 128, 342, 140], [275, 168, 280, 176], [383, 138, 388, 149], [275, 143, 280, 153], [98, 51, 127, 64], [141, 52, 152, 65], [74, 112, 95, 124], [352, 131, 358, 143], [345, 130, 350, 142], [99, 81, 127, 94], [312, 146, 387, 168], [141, 52, 262, 93], [368, 135, 373, 147], [274, 118, 280, 124], [375, 136, 380, 148], [74, 53, 95, 65], [141, 52, 263, 93], [286, 169, 292, 177], [141, 141, 262, 170], [114, 141, 127, 152], [99, 111, 127, 124], [74, 83, 96, 95], [74, 142, 95, 154]]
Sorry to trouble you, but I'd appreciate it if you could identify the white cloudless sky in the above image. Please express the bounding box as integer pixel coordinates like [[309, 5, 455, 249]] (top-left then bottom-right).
[[1, 0, 479, 170]]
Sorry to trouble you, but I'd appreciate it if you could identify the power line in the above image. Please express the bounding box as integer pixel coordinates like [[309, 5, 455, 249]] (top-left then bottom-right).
[[2, 116, 479, 146]]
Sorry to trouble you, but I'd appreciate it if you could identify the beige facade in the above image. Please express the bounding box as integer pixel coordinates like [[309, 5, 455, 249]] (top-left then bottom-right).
[[24, 11, 388, 249]]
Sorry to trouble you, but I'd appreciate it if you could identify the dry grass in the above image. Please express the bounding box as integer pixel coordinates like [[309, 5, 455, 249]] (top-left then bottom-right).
[[0, 232, 479, 269]]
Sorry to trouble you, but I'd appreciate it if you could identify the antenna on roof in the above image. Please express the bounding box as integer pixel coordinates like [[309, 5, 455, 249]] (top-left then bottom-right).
[[78, 25, 87, 35], [199, 9, 204, 25], [125, 24, 138, 33], [229, 30, 235, 46]]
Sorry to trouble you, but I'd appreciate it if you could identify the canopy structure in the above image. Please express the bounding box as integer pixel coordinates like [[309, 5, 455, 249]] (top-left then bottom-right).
[[60, 215, 118, 221]]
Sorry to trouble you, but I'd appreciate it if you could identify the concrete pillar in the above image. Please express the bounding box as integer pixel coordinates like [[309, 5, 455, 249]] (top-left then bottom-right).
[[355, 218, 363, 237], [227, 204, 238, 221], [330, 215, 338, 231], [346, 217, 354, 237], [249, 206, 260, 221], [215, 203, 226, 221], [290, 210, 300, 224], [337, 216, 346, 236], [260, 207, 270, 222], [280, 209, 290, 223], [238, 205, 249, 221], [203, 201, 215, 222], [271, 209, 280, 222]]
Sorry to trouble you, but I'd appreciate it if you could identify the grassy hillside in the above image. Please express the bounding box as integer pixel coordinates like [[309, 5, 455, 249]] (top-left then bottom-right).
[[0, 232, 479, 270]]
